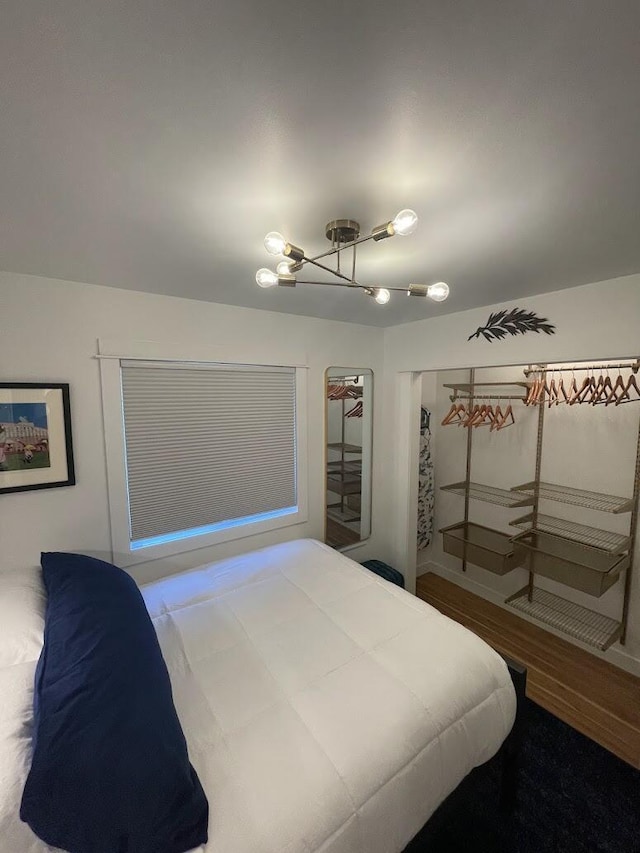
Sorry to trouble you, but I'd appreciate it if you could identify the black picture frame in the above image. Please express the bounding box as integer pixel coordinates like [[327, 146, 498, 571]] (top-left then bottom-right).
[[0, 382, 75, 495]]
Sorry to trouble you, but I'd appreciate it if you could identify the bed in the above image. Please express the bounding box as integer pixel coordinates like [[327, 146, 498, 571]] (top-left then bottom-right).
[[0, 538, 516, 853]]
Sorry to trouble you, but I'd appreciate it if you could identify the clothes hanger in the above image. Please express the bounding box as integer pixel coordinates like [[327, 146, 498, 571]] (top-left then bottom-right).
[[441, 403, 457, 425], [328, 384, 356, 400], [524, 371, 538, 405], [568, 368, 590, 405], [473, 404, 495, 428], [481, 404, 496, 427], [524, 379, 536, 406], [555, 371, 568, 405], [566, 367, 579, 404], [533, 371, 546, 405], [606, 372, 628, 406], [488, 403, 514, 431], [497, 403, 515, 430], [547, 369, 558, 408], [573, 369, 595, 405], [549, 368, 567, 405], [590, 369, 609, 405], [490, 404, 503, 432], [588, 368, 602, 404], [592, 369, 613, 405], [618, 373, 640, 404], [526, 372, 543, 406], [464, 404, 482, 427], [463, 404, 484, 428], [441, 402, 466, 426]]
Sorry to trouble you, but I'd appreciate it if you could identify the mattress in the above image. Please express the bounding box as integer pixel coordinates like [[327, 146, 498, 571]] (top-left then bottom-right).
[[144, 539, 515, 853], [0, 539, 515, 853]]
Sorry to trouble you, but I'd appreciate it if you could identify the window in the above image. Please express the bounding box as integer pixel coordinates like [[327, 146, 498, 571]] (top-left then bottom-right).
[[101, 355, 307, 565]]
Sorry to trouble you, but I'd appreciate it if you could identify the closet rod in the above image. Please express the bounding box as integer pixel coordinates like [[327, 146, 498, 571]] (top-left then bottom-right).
[[450, 393, 527, 402], [524, 360, 639, 376]]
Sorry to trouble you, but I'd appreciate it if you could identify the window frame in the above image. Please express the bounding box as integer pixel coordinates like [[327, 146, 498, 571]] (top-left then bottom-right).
[[99, 343, 308, 567]]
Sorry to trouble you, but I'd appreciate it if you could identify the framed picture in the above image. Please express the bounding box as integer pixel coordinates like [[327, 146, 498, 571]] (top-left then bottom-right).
[[0, 383, 75, 495]]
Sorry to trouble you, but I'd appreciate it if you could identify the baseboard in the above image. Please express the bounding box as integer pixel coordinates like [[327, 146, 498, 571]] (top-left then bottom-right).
[[420, 559, 640, 679]]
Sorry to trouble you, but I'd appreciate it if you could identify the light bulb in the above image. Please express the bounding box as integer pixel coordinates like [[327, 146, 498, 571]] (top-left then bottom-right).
[[264, 231, 287, 255], [255, 268, 278, 288], [427, 282, 450, 302], [374, 288, 391, 305], [277, 260, 293, 275], [391, 208, 418, 236]]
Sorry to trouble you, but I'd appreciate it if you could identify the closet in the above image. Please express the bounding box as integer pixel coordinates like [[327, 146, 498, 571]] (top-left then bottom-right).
[[421, 359, 640, 655]]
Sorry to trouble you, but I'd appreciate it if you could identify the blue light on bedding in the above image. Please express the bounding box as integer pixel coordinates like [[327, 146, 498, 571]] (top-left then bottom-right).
[[20, 552, 209, 853]]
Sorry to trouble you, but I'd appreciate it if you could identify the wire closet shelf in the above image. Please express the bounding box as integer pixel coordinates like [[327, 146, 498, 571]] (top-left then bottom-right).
[[438, 358, 640, 650]]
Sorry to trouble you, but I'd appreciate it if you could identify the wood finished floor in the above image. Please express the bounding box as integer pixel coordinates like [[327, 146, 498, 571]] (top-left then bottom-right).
[[325, 516, 360, 549], [416, 572, 640, 769]]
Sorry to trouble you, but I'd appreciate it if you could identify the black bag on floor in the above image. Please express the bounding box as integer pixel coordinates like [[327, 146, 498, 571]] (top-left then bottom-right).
[[360, 560, 405, 588]]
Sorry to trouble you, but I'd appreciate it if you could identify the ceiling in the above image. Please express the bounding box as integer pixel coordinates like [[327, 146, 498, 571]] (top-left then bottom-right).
[[1, 2, 639, 328]]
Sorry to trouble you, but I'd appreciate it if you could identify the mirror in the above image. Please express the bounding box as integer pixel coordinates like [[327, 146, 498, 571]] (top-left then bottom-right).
[[325, 368, 373, 549]]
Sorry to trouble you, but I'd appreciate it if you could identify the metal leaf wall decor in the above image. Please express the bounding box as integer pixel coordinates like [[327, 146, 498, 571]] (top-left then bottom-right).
[[468, 308, 556, 343]]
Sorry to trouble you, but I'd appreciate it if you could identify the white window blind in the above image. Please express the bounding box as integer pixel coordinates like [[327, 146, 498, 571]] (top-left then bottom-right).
[[120, 362, 297, 546]]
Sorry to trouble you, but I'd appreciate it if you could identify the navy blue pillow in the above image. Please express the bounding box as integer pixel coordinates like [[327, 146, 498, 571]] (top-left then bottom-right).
[[21, 552, 209, 853]]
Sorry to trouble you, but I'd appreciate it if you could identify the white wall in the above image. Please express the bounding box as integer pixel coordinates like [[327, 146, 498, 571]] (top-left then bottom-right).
[[385, 275, 640, 374], [381, 273, 640, 674], [0, 272, 384, 584], [2, 269, 639, 671]]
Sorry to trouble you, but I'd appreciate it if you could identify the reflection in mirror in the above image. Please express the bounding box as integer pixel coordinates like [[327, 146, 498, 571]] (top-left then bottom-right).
[[325, 368, 373, 550]]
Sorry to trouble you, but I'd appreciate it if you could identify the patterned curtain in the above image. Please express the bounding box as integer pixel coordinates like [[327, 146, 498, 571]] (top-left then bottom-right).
[[417, 408, 434, 550]]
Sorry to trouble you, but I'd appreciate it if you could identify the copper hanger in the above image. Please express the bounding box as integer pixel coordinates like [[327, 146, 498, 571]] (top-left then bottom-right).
[[566, 368, 579, 404], [555, 372, 568, 405], [526, 373, 543, 406], [605, 373, 628, 405], [590, 369, 608, 405], [618, 373, 640, 404], [463, 404, 486, 428], [568, 367, 589, 405], [473, 404, 496, 428], [589, 368, 603, 404], [441, 402, 466, 426], [547, 369, 558, 408], [497, 403, 515, 430], [524, 379, 535, 406], [489, 402, 514, 431], [573, 369, 595, 405], [464, 404, 483, 427], [327, 384, 358, 400], [592, 370, 613, 405]]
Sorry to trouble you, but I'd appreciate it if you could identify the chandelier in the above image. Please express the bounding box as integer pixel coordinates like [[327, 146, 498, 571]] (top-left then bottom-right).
[[255, 209, 449, 306]]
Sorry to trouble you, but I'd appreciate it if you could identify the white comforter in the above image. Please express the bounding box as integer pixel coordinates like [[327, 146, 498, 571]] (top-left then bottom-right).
[[0, 539, 515, 853]]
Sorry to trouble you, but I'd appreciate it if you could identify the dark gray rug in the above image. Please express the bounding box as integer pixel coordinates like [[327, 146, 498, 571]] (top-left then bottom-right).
[[406, 699, 640, 853]]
